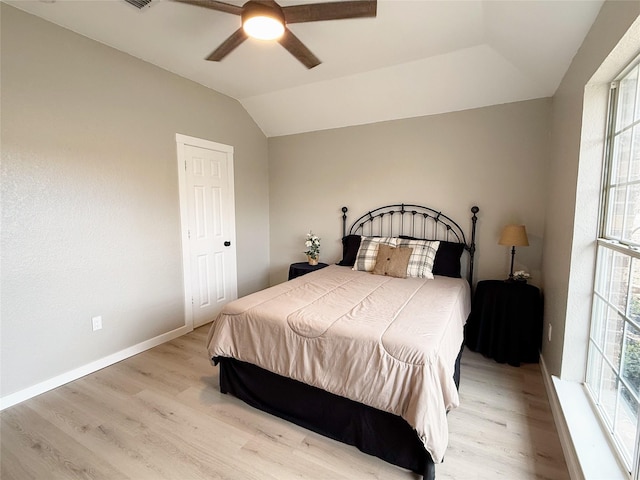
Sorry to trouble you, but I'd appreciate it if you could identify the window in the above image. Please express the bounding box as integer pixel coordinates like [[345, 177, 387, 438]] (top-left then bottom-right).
[[586, 58, 640, 479]]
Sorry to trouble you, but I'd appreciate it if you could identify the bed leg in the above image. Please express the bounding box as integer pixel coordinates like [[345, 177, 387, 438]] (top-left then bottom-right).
[[422, 460, 435, 480]]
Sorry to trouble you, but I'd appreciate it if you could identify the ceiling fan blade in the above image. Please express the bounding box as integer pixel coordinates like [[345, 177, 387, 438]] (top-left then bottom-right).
[[173, 0, 243, 16], [283, 0, 376, 24], [278, 28, 321, 69], [206, 28, 249, 61]]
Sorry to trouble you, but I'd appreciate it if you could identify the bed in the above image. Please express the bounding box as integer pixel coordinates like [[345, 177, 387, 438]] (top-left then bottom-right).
[[206, 204, 479, 479]]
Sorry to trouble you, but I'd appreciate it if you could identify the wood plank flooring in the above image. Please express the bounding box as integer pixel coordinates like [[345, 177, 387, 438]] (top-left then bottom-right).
[[1, 325, 569, 480]]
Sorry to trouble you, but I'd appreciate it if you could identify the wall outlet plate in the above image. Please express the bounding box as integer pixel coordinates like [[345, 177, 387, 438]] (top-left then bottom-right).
[[92, 316, 103, 331]]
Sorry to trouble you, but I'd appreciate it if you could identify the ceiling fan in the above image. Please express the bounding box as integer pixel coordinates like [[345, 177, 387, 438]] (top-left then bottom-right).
[[173, 0, 377, 69]]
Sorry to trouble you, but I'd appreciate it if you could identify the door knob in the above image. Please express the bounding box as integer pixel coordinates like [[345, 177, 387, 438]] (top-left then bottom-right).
[[224, 241, 231, 247]]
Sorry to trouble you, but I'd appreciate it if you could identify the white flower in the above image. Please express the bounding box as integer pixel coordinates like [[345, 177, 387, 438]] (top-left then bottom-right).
[[304, 231, 320, 259]]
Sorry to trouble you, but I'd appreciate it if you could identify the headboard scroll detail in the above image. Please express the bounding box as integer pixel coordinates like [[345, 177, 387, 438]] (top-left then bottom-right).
[[341, 204, 480, 285]]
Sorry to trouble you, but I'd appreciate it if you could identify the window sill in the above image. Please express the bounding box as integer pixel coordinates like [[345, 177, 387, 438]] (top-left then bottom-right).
[[541, 356, 629, 479]]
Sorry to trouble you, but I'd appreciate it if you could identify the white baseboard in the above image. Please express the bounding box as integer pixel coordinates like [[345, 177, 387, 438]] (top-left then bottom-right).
[[0, 324, 192, 411]]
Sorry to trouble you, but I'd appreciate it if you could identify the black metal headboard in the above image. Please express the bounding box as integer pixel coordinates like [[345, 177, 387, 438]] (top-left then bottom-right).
[[341, 204, 480, 285]]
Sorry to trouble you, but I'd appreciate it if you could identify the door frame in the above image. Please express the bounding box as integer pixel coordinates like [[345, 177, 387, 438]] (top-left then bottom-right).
[[175, 133, 237, 331]]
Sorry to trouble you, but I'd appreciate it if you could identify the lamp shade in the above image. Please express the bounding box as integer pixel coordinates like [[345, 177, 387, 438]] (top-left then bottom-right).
[[498, 225, 529, 247]]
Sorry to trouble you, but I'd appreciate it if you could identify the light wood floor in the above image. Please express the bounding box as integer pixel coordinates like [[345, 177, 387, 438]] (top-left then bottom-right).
[[1, 325, 569, 480]]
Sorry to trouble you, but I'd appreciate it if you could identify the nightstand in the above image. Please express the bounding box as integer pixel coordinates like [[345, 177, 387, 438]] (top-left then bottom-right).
[[288, 262, 329, 280], [465, 280, 543, 366]]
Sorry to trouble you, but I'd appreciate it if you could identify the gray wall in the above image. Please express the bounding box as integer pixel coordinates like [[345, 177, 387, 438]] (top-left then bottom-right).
[[542, 1, 640, 379], [269, 99, 551, 284], [1, 4, 270, 398], [268, 99, 551, 286]]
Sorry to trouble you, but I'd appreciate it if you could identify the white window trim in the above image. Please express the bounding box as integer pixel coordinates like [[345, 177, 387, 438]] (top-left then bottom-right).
[[585, 56, 640, 479], [542, 357, 630, 480]]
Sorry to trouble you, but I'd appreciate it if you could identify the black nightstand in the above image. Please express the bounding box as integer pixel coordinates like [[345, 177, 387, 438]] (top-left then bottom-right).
[[288, 262, 329, 280], [465, 280, 543, 366]]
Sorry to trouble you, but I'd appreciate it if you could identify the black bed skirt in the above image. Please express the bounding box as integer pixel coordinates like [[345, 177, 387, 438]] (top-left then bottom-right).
[[215, 344, 463, 480]]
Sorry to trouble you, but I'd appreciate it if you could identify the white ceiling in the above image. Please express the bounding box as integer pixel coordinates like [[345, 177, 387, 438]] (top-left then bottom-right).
[[6, 0, 604, 137]]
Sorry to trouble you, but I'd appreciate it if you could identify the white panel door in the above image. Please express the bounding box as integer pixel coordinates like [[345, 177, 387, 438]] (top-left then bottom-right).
[[177, 135, 237, 329]]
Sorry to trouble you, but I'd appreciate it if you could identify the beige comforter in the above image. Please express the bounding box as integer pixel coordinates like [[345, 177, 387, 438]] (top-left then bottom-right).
[[206, 264, 470, 463]]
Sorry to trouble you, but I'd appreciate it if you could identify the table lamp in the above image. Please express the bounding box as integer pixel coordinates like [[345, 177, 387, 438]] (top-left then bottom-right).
[[498, 224, 529, 281]]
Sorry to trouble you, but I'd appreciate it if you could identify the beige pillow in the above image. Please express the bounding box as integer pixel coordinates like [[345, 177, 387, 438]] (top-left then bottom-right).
[[372, 244, 413, 278]]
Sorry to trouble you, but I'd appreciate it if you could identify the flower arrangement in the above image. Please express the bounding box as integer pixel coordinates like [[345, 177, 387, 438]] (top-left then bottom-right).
[[513, 270, 530, 282], [304, 231, 320, 260]]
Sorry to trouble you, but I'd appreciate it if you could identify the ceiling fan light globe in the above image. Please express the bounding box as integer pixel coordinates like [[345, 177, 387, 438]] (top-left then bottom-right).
[[243, 16, 284, 40]]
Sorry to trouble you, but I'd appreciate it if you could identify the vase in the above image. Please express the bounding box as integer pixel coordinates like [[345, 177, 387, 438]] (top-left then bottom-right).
[[307, 255, 319, 266]]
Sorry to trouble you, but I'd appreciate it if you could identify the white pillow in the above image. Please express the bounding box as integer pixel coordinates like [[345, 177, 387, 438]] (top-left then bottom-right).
[[395, 238, 440, 278]]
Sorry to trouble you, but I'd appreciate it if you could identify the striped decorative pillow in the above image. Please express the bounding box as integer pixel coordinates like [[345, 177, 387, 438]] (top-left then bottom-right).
[[353, 236, 397, 272], [395, 238, 440, 278]]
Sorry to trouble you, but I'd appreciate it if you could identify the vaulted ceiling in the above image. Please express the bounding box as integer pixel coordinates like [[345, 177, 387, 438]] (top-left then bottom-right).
[[6, 0, 604, 137]]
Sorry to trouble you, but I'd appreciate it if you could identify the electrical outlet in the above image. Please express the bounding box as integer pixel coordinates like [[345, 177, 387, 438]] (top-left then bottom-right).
[[548, 323, 552, 342], [92, 316, 103, 331]]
